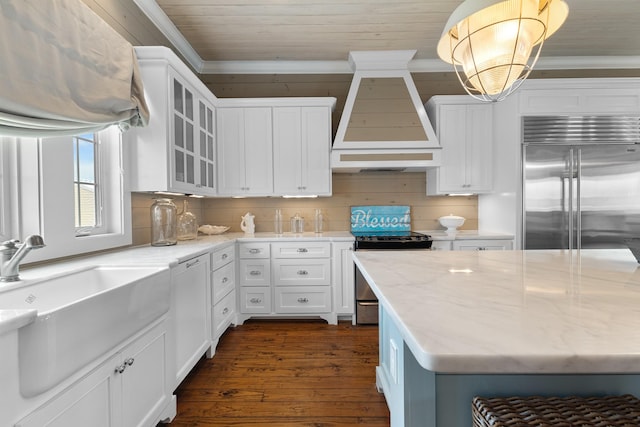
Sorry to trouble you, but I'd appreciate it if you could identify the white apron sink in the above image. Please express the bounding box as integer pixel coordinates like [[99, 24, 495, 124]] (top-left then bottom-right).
[[0, 265, 171, 397]]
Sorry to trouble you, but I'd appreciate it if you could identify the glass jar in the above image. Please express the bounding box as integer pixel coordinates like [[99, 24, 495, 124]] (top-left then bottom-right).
[[177, 200, 198, 241], [150, 198, 177, 246], [290, 213, 304, 234]]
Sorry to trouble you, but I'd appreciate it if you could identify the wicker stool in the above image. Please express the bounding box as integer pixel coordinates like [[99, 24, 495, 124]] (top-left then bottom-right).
[[472, 394, 640, 427]]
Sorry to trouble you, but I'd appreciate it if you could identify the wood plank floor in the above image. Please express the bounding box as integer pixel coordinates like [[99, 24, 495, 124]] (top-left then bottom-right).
[[166, 319, 390, 426]]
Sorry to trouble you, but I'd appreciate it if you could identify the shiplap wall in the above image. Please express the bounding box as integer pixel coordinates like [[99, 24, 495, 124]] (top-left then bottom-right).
[[131, 173, 477, 245]]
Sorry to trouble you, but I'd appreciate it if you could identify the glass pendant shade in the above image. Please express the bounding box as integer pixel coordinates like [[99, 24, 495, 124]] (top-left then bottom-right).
[[438, 0, 569, 102]]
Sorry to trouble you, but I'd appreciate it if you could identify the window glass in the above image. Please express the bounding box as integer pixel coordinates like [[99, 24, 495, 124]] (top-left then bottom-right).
[[73, 133, 99, 229]]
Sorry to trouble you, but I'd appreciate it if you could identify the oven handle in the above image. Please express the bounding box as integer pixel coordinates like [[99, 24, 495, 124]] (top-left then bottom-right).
[[357, 301, 378, 306]]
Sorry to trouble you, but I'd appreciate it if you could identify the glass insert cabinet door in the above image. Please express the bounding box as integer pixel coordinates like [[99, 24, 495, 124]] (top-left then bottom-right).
[[172, 78, 195, 186]]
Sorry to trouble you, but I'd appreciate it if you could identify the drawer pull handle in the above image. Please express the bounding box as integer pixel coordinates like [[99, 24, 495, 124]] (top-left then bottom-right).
[[250, 297, 262, 304], [186, 259, 200, 268], [297, 248, 308, 253], [297, 297, 309, 303], [222, 277, 228, 283], [297, 270, 309, 275], [125, 357, 135, 367], [221, 253, 228, 259], [249, 248, 261, 254], [222, 307, 229, 315], [249, 270, 261, 276]]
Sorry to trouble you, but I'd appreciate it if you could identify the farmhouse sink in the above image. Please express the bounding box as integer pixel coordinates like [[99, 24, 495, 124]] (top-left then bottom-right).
[[0, 265, 171, 397]]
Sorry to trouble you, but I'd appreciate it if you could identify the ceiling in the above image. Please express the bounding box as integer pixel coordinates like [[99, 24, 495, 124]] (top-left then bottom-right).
[[133, 0, 640, 74]]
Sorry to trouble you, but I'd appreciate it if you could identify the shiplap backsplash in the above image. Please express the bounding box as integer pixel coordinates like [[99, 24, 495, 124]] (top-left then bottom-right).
[[131, 172, 476, 245]]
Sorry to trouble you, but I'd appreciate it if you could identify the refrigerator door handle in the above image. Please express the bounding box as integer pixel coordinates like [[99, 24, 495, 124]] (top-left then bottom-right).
[[567, 149, 574, 251], [575, 149, 582, 250]]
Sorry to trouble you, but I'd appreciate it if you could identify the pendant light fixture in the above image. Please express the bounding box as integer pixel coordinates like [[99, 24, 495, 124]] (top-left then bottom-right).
[[437, 0, 569, 102]]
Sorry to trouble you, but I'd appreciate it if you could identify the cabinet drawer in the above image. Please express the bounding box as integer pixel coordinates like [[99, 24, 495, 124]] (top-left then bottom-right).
[[275, 286, 331, 314], [212, 261, 235, 304], [238, 242, 270, 259], [239, 259, 271, 286], [271, 242, 330, 258], [212, 290, 236, 340], [272, 258, 330, 286], [240, 287, 272, 314], [430, 241, 452, 251], [211, 244, 235, 270], [452, 239, 514, 251]]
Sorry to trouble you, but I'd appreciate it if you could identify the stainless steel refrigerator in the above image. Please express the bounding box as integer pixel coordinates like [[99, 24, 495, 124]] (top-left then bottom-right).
[[522, 116, 640, 250]]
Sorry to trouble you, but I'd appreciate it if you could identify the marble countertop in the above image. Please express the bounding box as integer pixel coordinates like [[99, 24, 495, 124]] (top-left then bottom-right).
[[353, 249, 640, 374]]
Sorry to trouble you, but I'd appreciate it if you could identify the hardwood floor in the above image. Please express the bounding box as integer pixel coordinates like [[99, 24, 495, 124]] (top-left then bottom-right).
[[167, 319, 390, 426]]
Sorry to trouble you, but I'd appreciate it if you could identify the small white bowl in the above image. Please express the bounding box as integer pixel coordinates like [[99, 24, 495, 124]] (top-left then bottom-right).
[[438, 215, 465, 232], [198, 225, 230, 235]]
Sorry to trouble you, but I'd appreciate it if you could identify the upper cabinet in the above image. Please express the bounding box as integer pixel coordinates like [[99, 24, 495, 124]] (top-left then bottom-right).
[[217, 98, 336, 198], [425, 96, 493, 195], [273, 103, 334, 196], [216, 106, 274, 196], [127, 47, 217, 196]]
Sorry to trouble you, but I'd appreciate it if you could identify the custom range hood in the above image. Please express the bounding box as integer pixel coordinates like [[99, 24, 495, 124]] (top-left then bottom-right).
[[331, 50, 441, 173]]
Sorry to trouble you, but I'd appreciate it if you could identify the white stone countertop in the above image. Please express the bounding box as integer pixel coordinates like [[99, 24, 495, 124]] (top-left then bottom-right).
[[353, 249, 640, 374], [0, 231, 354, 335]]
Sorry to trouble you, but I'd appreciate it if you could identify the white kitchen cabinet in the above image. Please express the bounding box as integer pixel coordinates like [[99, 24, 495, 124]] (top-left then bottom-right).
[[128, 46, 217, 196], [425, 96, 493, 195], [210, 243, 236, 351], [236, 240, 337, 324], [273, 104, 333, 196], [172, 253, 211, 389], [16, 319, 173, 427], [430, 240, 452, 251], [452, 239, 514, 251], [216, 106, 273, 196], [332, 241, 355, 319]]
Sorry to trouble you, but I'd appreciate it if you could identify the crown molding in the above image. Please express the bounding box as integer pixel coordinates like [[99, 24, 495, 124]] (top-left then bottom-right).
[[133, 1, 640, 75], [132, 0, 204, 72]]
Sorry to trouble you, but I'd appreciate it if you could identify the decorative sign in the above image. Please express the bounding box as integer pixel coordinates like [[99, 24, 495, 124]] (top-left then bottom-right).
[[350, 205, 411, 233]]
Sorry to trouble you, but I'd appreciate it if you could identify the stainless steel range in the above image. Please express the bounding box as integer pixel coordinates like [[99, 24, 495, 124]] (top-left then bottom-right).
[[351, 206, 432, 325]]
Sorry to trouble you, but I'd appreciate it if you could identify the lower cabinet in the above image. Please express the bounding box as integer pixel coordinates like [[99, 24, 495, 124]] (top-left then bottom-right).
[[452, 239, 514, 251], [210, 243, 236, 352], [331, 241, 354, 319], [237, 240, 340, 324], [172, 253, 211, 388], [16, 319, 173, 427]]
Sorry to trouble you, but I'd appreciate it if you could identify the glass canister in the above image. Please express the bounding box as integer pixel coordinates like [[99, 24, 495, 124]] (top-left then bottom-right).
[[290, 213, 304, 234], [177, 200, 198, 240], [150, 198, 177, 246]]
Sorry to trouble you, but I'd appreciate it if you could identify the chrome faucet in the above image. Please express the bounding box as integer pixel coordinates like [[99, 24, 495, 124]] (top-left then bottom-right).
[[0, 235, 46, 282]]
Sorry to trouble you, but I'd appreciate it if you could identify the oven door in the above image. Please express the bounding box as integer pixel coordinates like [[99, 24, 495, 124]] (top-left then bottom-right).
[[355, 265, 379, 325]]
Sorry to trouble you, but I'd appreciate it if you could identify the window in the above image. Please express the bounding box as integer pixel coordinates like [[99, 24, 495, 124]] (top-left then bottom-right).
[[73, 133, 103, 234], [11, 126, 131, 262]]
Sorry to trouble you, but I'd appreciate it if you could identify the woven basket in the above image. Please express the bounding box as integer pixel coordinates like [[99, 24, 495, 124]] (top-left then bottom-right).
[[472, 395, 640, 427]]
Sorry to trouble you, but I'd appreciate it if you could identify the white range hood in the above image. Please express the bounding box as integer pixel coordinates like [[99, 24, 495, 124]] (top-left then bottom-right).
[[331, 50, 441, 173]]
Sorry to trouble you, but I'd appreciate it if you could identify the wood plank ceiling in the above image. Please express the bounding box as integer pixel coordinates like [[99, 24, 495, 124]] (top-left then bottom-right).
[[154, 0, 640, 65]]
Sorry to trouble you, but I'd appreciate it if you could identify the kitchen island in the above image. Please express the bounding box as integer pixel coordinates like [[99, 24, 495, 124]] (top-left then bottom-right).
[[353, 249, 640, 427]]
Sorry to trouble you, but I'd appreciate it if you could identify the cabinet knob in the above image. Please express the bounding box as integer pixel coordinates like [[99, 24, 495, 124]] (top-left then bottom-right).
[[250, 297, 262, 304], [297, 297, 309, 303], [297, 248, 308, 253], [222, 277, 228, 283], [221, 253, 228, 259], [249, 248, 260, 254], [249, 270, 261, 276], [297, 270, 309, 276], [125, 357, 135, 367], [114, 364, 126, 374], [222, 307, 229, 315]]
